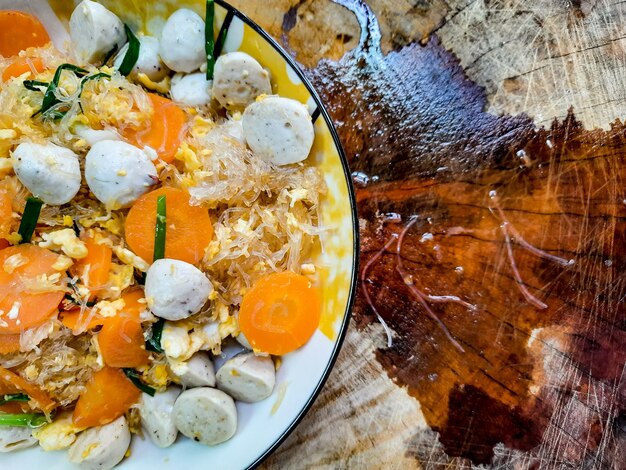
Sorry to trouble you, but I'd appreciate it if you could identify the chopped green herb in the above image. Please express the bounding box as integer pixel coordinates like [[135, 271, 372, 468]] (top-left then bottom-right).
[[23, 80, 49, 92], [134, 271, 146, 286], [78, 72, 111, 112], [153, 195, 166, 262], [63, 293, 97, 308], [205, 0, 215, 80], [213, 14, 230, 59], [102, 43, 119, 65], [146, 318, 165, 353], [118, 25, 140, 76], [72, 219, 80, 236], [33, 63, 88, 118], [40, 64, 88, 115], [0, 394, 30, 406], [18, 197, 43, 243], [122, 369, 156, 397], [79, 73, 111, 97], [0, 413, 48, 428]]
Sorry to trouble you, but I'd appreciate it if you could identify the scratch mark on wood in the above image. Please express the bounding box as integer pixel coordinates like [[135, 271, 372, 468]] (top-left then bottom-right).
[[394, 217, 468, 353], [361, 233, 398, 347]]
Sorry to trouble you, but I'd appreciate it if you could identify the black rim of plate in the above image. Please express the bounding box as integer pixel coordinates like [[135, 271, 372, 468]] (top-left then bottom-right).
[[212, 0, 359, 468]]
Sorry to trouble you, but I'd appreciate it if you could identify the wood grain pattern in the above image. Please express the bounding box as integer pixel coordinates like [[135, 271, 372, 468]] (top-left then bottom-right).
[[225, 1, 626, 468]]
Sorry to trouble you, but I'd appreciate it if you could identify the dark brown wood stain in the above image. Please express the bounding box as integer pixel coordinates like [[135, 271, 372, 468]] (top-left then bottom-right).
[[299, 0, 626, 466]]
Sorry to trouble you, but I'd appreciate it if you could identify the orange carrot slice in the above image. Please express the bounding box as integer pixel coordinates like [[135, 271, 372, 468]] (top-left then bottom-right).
[[125, 187, 213, 265], [0, 402, 23, 413], [60, 289, 147, 332], [0, 245, 65, 333], [99, 289, 149, 368], [0, 333, 21, 354], [239, 271, 321, 355], [2, 56, 45, 81], [73, 366, 140, 428], [59, 308, 105, 333], [0, 366, 56, 413], [0, 190, 12, 239], [70, 234, 112, 298], [0, 11, 50, 57], [123, 94, 186, 163]]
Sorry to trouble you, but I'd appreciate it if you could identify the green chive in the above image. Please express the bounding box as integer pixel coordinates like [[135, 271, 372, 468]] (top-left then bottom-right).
[[153, 195, 166, 262], [123, 369, 156, 397], [63, 293, 96, 308], [78, 73, 111, 112], [134, 271, 146, 286], [0, 413, 48, 428], [102, 43, 119, 65], [205, 0, 215, 80], [18, 197, 43, 243], [146, 318, 164, 353], [0, 394, 30, 406], [23, 80, 49, 92], [33, 64, 87, 117], [39, 64, 88, 116], [213, 14, 230, 59], [118, 25, 140, 76], [79, 73, 111, 97]]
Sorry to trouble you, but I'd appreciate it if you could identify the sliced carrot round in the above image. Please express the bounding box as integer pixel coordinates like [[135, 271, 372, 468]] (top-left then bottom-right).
[[0, 325, 51, 354], [0, 366, 56, 413], [0, 245, 65, 333], [239, 271, 321, 355], [125, 187, 213, 265], [0, 333, 20, 354], [60, 289, 148, 335], [72, 366, 140, 428], [123, 94, 186, 163], [0, 401, 23, 413], [99, 289, 149, 368], [0, 11, 50, 57], [70, 234, 112, 298], [2, 56, 45, 81], [0, 190, 12, 239], [59, 308, 105, 334], [118, 288, 147, 319]]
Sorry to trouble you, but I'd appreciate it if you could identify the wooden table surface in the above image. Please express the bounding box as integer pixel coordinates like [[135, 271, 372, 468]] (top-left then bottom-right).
[[229, 1, 626, 468]]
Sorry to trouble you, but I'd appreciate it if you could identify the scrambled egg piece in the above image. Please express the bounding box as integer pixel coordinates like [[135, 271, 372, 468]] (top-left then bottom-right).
[[53, 255, 74, 271], [6, 232, 22, 245], [135, 73, 170, 94], [161, 305, 239, 361], [39, 229, 88, 259], [0, 157, 12, 177], [188, 115, 214, 139], [79, 210, 125, 236], [161, 323, 191, 360], [3, 252, 28, 273], [92, 298, 126, 318], [167, 358, 190, 379], [113, 245, 149, 272], [139, 360, 169, 390], [33, 413, 80, 451], [175, 142, 202, 172], [0, 128, 17, 157], [101, 263, 134, 299], [300, 263, 316, 275]]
